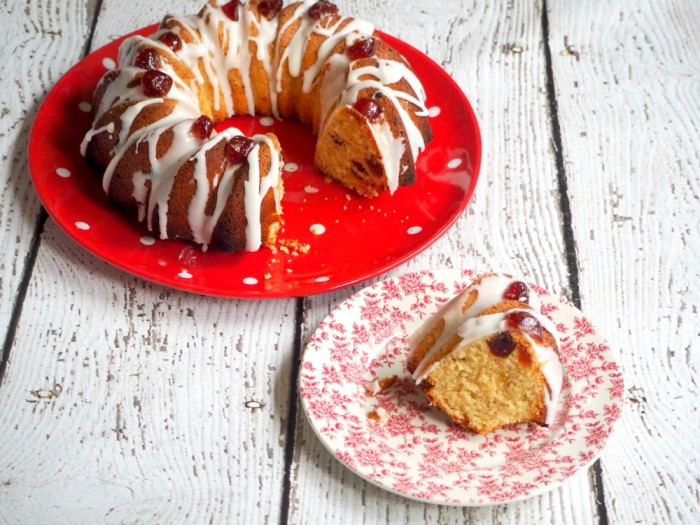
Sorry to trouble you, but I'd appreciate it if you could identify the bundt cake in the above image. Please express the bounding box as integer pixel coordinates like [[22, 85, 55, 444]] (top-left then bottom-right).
[[407, 274, 563, 434], [81, 0, 433, 251]]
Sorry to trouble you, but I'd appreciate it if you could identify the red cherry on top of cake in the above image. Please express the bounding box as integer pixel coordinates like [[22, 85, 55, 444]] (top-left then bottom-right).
[[190, 116, 213, 141], [308, 1, 338, 20], [158, 31, 182, 52], [226, 136, 255, 164], [346, 37, 376, 60], [353, 98, 383, 122], [503, 280, 530, 303], [258, 0, 283, 19], [222, 0, 242, 21], [134, 48, 160, 70], [141, 70, 173, 97]]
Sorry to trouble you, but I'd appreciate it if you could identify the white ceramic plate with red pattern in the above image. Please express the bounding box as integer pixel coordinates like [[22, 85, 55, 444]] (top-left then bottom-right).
[[299, 269, 624, 505]]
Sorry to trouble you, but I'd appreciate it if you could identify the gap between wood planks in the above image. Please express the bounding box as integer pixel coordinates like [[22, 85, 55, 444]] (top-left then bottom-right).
[[275, 2, 612, 521], [0, 0, 105, 388], [541, 1, 609, 524], [279, 298, 305, 525], [0, 1, 609, 520], [275, 4, 612, 521]]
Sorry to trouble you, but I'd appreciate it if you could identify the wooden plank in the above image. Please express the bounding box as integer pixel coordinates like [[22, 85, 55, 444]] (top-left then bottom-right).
[[0, 223, 298, 524], [0, 0, 96, 358], [0, 1, 296, 523], [287, 0, 600, 522], [546, 0, 700, 523]]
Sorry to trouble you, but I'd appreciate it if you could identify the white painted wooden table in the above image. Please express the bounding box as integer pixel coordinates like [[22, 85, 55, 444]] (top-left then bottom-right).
[[1, 0, 698, 523]]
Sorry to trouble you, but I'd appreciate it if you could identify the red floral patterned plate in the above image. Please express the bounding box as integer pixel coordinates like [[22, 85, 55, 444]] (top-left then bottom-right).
[[28, 25, 480, 298], [299, 269, 624, 505]]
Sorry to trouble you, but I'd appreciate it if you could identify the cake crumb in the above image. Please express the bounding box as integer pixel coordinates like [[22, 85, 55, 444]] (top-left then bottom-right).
[[365, 375, 398, 397], [280, 239, 310, 255], [365, 379, 381, 397], [367, 407, 388, 423], [264, 272, 272, 280], [378, 375, 398, 389]]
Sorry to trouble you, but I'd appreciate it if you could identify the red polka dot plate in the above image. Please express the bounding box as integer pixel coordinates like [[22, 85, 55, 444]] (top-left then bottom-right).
[[28, 26, 481, 298], [299, 270, 624, 505]]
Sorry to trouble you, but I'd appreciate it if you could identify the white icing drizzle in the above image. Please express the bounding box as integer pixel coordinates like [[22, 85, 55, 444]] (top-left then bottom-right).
[[186, 129, 242, 244], [409, 275, 562, 424], [249, 7, 281, 116], [368, 120, 405, 193], [243, 133, 282, 251], [301, 18, 374, 93], [82, 0, 428, 249], [408, 274, 533, 361], [340, 60, 428, 159], [274, 0, 319, 88], [80, 122, 114, 156]]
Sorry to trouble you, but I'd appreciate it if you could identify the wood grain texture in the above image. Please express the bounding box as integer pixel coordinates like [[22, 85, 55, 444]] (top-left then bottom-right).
[[0, 222, 297, 524], [0, 0, 96, 357], [2, 0, 697, 523], [1, 1, 296, 523], [287, 0, 598, 523], [546, 0, 700, 523]]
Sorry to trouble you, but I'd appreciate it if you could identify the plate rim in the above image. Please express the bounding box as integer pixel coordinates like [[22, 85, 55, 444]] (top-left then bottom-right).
[[298, 269, 625, 505], [28, 26, 482, 299]]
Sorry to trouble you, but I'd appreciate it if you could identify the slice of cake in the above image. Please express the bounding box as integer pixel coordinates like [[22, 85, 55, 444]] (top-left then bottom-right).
[[407, 274, 563, 434]]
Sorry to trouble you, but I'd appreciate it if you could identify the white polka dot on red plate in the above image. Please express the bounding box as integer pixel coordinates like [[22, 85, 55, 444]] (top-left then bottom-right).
[[102, 57, 116, 70], [75, 221, 90, 230], [447, 158, 462, 169], [140, 236, 155, 246], [259, 116, 274, 126], [243, 277, 258, 285], [178, 270, 193, 279], [78, 102, 92, 112], [304, 185, 319, 193], [428, 106, 441, 117], [315, 276, 330, 283], [56, 167, 71, 178], [283, 162, 298, 173], [310, 224, 326, 235], [407, 226, 422, 235]]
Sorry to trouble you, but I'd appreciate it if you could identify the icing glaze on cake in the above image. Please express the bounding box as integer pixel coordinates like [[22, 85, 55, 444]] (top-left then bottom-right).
[[82, 0, 433, 251]]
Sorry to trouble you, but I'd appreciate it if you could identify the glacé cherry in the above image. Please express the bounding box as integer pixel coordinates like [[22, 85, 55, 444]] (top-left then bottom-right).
[[347, 38, 376, 60], [226, 136, 255, 163], [308, 1, 338, 20], [503, 281, 529, 303], [353, 98, 383, 122], [222, 0, 241, 21], [141, 70, 173, 97], [159, 31, 182, 52], [505, 311, 543, 342], [190, 116, 213, 141], [258, 0, 283, 19], [134, 48, 160, 70], [488, 332, 516, 357]]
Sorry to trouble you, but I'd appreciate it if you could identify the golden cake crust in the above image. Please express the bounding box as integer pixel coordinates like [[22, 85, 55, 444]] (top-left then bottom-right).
[[83, 0, 432, 251]]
